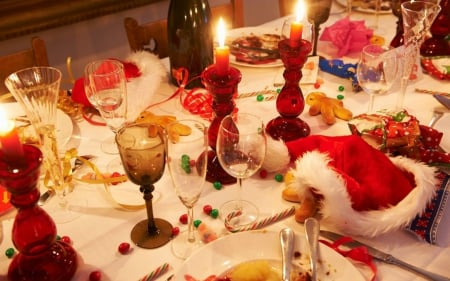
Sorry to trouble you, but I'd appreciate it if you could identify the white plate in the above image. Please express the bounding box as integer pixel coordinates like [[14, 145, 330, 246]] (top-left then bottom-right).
[[435, 114, 450, 152], [0, 103, 73, 149], [174, 231, 365, 281], [335, 0, 392, 14], [226, 27, 283, 68]]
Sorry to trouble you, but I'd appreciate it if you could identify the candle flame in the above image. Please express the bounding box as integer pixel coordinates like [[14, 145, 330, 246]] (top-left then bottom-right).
[[217, 17, 227, 47], [295, 0, 305, 22]]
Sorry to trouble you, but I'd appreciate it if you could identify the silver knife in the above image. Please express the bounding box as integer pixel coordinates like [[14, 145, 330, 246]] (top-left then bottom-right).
[[320, 230, 450, 281]]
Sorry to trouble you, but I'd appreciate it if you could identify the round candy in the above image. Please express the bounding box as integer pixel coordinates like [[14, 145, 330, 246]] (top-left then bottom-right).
[[5, 248, 14, 258], [179, 214, 188, 224], [193, 220, 202, 228], [89, 271, 102, 281], [118, 242, 131, 254], [274, 174, 283, 182], [337, 94, 344, 100], [276, 88, 281, 94], [203, 204, 213, 215], [60, 235, 72, 244], [256, 94, 264, 102], [259, 169, 268, 179], [338, 85, 345, 92], [314, 82, 321, 89], [213, 181, 222, 190], [210, 208, 219, 219], [172, 226, 180, 236]]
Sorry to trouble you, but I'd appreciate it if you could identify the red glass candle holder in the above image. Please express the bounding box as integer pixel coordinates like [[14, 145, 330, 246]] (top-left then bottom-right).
[[266, 38, 312, 142], [201, 65, 241, 184], [0, 145, 78, 281]]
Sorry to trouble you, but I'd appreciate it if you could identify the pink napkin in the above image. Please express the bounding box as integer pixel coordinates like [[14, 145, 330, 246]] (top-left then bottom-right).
[[320, 17, 373, 57]]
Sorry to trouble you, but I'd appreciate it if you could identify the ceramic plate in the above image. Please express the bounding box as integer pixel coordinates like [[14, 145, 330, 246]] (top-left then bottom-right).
[[174, 230, 365, 281], [435, 114, 450, 152], [225, 27, 283, 68], [335, 0, 392, 14]]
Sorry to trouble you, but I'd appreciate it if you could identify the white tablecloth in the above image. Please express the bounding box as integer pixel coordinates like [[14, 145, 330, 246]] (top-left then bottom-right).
[[1, 4, 449, 281]]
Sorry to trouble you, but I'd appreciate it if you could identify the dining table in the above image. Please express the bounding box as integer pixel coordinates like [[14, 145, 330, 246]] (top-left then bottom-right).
[[0, 3, 449, 281]]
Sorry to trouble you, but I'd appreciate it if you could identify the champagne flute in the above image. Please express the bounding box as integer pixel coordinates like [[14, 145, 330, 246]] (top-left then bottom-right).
[[166, 119, 208, 259], [356, 44, 398, 113], [84, 59, 127, 154], [216, 112, 266, 228], [5, 67, 82, 223]]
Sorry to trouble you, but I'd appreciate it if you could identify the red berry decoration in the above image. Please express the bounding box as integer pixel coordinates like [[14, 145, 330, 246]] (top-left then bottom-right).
[[60, 235, 72, 244], [172, 226, 180, 236], [89, 271, 102, 281], [118, 242, 131, 254], [179, 213, 188, 224], [203, 204, 213, 215]]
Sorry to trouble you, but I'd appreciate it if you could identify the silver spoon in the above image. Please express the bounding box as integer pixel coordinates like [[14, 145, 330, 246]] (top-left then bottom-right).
[[305, 217, 320, 281], [280, 228, 295, 281]]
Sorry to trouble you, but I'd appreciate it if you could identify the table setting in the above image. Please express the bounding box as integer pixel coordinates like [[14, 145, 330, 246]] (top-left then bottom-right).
[[0, 0, 449, 280]]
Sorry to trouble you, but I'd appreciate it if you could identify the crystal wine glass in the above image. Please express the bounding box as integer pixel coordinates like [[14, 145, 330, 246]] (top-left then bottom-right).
[[216, 112, 266, 228], [84, 59, 127, 154], [305, 0, 333, 56], [115, 122, 172, 249], [166, 119, 208, 259], [5, 66, 81, 223], [356, 44, 398, 113]]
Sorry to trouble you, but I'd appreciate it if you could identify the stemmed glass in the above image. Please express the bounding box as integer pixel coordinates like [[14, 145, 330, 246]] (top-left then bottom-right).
[[166, 120, 208, 259], [216, 112, 266, 227], [356, 44, 398, 113], [5, 66, 81, 223], [305, 0, 332, 56], [115, 122, 172, 249], [84, 59, 127, 154]]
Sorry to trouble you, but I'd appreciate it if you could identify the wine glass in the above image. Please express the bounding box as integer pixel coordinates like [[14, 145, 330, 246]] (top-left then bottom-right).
[[305, 0, 333, 56], [216, 112, 266, 227], [356, 44, 398, 113], [166, 119, 208, 259], [5, 66, 81, 223], [115, 122, 172, 249], [84, 59, 127, 154]]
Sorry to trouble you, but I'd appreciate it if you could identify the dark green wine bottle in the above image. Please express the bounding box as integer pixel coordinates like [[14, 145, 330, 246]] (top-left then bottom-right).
[[167, 0, 213, 89]]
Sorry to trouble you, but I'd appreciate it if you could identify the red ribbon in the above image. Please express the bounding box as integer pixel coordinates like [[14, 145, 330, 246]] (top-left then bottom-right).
[[320, 237, 377, 281]]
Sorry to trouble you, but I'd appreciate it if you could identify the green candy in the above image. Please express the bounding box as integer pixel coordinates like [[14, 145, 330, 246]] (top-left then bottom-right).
[[256, 94, 264, 102], [274, 174, 283, 182], [338, 85, 345, 92], [193, 219, 202, 228], [5, 248, 15, 258], [337, 94, 344, 100], [210, 208, 219, 218], [213, 181, 222, 190]]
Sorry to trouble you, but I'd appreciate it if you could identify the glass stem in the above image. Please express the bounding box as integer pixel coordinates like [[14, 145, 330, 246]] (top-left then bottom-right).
[[238, 177, 243, 210], [368, 93, 375, 113], [396, 77, 408, 110], [187, 206, 195, 243]]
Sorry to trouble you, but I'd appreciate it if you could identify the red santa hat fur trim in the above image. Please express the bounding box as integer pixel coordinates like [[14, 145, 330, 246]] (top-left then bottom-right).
[[284, 135, 437, 237]]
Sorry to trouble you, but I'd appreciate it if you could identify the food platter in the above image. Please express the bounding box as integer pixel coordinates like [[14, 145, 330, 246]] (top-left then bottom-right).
[[225, 27, 283, 68], [335, 0, 392, 14], [174, 230, 365, 281]]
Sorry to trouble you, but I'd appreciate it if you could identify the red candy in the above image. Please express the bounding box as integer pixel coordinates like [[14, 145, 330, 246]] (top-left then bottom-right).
[[118, 242, 131, 254], [60, 236, 72, 244], [172, 226, 180, 236], [89, 271, 102, 281], [259, 169, 268, 179], [179, 214, 188, 224], [203, 204, 213, 215]]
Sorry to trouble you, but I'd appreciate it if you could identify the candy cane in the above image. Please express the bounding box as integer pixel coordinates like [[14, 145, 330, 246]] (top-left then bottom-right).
[[138, 263, 170, 281], [225, 206, 295, 232]]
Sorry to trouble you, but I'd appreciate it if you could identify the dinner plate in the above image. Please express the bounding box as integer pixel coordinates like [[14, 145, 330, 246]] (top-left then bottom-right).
[[0, 103, 73, 149], [174, 230, 365, 281], [435, 113, 450, 152], [226, 27, 283, 68], [335, 0, 392, 14]]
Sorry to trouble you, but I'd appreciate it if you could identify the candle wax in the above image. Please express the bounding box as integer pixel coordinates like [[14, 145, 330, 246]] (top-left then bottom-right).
[[215, 46, 230, 77], [289, 21, 303, 47], [0, 120, 25, 164]]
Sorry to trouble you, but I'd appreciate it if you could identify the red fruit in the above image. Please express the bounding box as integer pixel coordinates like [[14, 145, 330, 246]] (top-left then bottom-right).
[[179, 214, 188, 224], [89, 271, 102, 281], [118, 242, 131, 254], [203, 205, 213, 215]]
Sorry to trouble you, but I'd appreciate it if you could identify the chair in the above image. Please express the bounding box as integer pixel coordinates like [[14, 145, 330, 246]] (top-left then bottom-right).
[[0, 36, 49, 100], [124, 0, 244, 58], [278, 0, 297, 17]]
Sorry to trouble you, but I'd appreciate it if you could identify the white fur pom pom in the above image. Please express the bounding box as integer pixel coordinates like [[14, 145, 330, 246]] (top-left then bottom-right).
[[262, 137, 290, 172]]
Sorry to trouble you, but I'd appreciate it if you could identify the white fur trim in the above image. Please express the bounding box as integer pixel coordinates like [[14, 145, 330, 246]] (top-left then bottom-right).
[[289, 151, 437, 237], [262, 137, 290, 172], [125, 51, 168, 121]]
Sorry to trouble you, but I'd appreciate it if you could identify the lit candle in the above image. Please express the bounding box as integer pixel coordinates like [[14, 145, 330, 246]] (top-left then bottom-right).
[[289, 1, 305, 47], [0, 107, 24, 164], [215, 17, 230, 76]]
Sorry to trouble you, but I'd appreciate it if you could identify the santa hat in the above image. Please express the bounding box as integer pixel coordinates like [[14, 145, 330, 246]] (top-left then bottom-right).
[[72, 51, 167, 121], [277, 135, 437, 237]]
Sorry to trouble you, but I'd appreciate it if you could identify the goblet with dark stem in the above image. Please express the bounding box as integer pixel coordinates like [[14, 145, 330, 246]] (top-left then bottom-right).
[[305, 0, 332, 57], [116, 122, 172, 249]]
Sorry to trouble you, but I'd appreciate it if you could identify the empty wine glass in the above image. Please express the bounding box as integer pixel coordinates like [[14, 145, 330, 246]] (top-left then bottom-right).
[[305, 0, 333, 56], [166, 119, 208, 259], [216, 112, 266, 228], [356, 44, 398, 113], [5, 67, 81, 223], [84, 59, 127, 154], [116, 122, 172, 249]]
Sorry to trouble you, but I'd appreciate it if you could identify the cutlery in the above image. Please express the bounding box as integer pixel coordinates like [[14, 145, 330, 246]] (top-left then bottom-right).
[[280, 228, 295, 281], [428, 109, 444, 128], [434, 94, 450, 109], [320, 230, 450, 281], [305, 218, 320, 281]]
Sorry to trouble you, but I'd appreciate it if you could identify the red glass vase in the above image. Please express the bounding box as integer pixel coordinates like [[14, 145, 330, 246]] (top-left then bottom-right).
[[201, 65, 241, 184], [266, 38, 312, 142], [0, 145, 78, 281]]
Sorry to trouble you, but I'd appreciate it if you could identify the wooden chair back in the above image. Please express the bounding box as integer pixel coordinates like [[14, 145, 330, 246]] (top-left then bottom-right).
[[124, 0, 244, 58], [0, 37, 49, 99]]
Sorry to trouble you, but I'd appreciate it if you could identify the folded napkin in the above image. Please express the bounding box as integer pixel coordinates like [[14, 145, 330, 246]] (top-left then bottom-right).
[[320, 17, 373, 57]]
